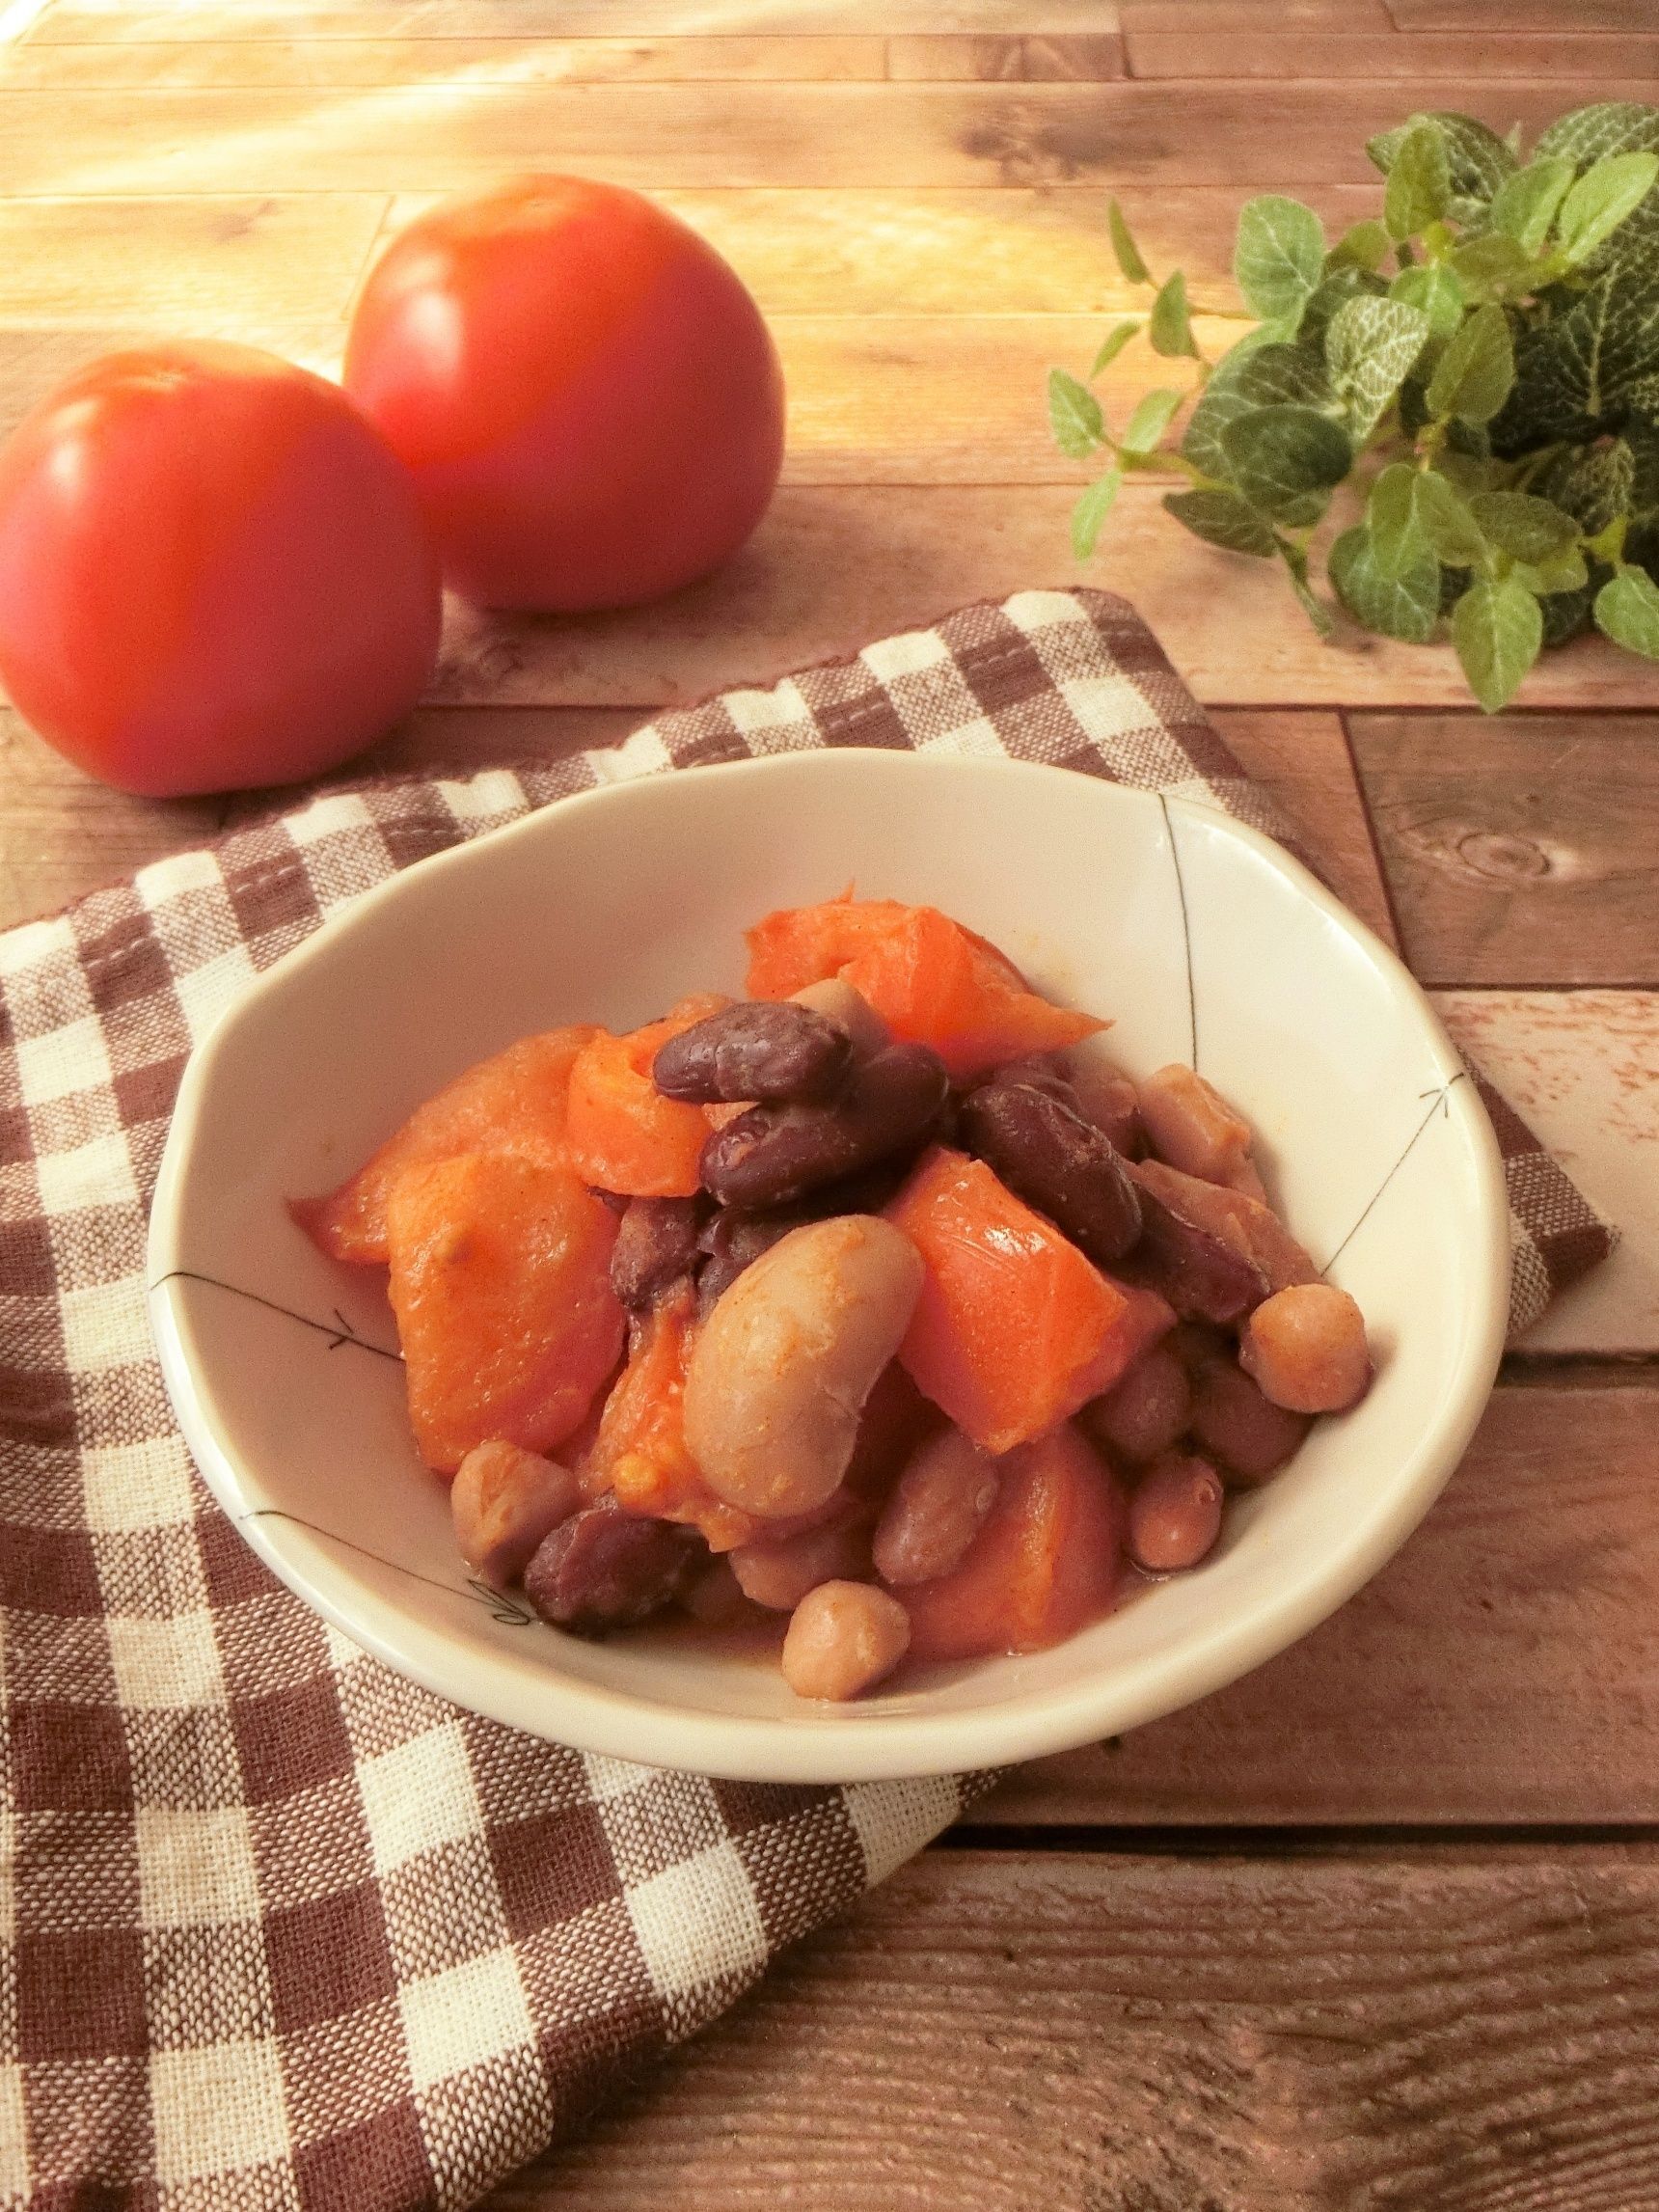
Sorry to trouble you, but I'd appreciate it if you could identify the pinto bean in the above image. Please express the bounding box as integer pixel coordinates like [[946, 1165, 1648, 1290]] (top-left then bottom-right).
[[1138, 1064, 1254, 1185], [450, 1439, 584, 1588], [958, 1079, 1142, 1265], [681, 1556, 770, 1629], [780, 1580, 911, 1702], [1133, 1159, 1316, 1294], [1188, 1359, 1311, 1486], [1128, 1454, 1224, 1572], [699, 1044, 949, 1210], [653, 1000, 853, 1105], [730, 1515, 873, 1610], [789, 977, 890, 1060], [872, 1427, 999, 1586], [610, 1195, 708, 1309], [1065, 1055, 1145, 1158], [523, 1500, 704, 1635], [1080, 1345, 1192, 1465], [683, 1215, 926, 1518], [1240, 1283, 1372, 1413]]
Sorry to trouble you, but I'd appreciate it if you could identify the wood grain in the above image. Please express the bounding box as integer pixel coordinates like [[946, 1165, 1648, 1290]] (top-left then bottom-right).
[[488, 1843, 1659, 2211], [22, 0, 1126, 34], [1210, 709, 1398, 946], [887, 32, 1126, 78], [1389, 0, 1659, 25], [1349, 713, 1659, 989], [1127, 28, 1659, 73], [4, 79, 1653, 197], [1124, 0, 1392, 24]]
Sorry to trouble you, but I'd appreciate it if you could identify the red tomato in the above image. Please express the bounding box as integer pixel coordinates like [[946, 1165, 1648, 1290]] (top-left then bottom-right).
[[342, 176, 786, 612], [0, 341, 441, 798]]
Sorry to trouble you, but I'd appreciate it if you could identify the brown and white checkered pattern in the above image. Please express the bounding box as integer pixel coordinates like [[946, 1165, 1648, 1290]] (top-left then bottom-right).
[[0, 588, 1612, 2210]]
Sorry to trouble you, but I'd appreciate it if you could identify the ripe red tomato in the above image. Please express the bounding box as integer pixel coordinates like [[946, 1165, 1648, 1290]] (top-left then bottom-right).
[[0, 341, 441, 798], [342, 177, 786, 612]]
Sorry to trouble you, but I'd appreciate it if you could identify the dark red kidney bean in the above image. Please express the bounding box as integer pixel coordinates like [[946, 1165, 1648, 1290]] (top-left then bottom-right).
[[695, 1209, 804, 1313], [699, 1044, 950, 1210], [523, 1501, 705, 1635], [652, 1000, 853, 1105], [986, 1054, 1076, 1104], [1129, 1187, 1270, 1325], [1128, 1453, 1224, 1572], [610, 1195, 709, 1309], [1188, 1359, 1311, 1485], [958, 1079, 1143, 1265]]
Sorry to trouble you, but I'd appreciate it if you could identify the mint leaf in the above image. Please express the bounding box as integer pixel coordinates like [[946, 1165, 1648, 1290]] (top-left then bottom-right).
[[1426, 302, 1514, 423], [1367, 461, 1426, 578], [1389, 260, 1465, 341], [1121, 387, 1183, 453], [1233, 196, 1326, 326], [1181, 341, 1332, 480], [1452, 575, 1543, 711], [1413, 471, 1489, 566], [1467, 490, 1580, 563], [1556, 150, 1659, 265], [1221, 405, 1352, 526], [1163, 488, 1279, 557], [1489, 156, 1574, 253], [1385, 123, 1453, 240], [1324, 295, 1430, 437], [1090, 320, 1140, 377], [1593, 565, 1659, 655], [1330, 525, 1440, 642], [1109, 199, 1151, 286], [1048, 368, 1104, 458], [1148, 270, 1197, 359], [1072, 467, 1124, 560]]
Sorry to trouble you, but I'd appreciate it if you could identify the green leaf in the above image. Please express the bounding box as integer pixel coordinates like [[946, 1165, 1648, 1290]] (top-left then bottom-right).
[[1426, 302, 1514, 423], [1385, 123, 1453, 240], [1497, 269, 1659, 447], [1489, 156, 1575, 254], [1538, 580, 1595, 645], [1369, 112, 1517, 202], [1072, 467, 1123, 560], [1279, 538, 1334, 637], [1556, 150, 1659, 265], [1535, 440, 1636, 533], [1367, 461, 1426, 579], [1298, 268, 1388, 353], [1048, 367, 1104, 458], [1594, 565, 1659, 653], [1148, 270, 1197, 359], [1389, 260, 1466, 341], [1108, 198, 1151, 286], [1467, 490, 1580, 563], [1330, 525, 1441, 643], [1221, 405, 1352, 525], [1162, 488, 1279, 557], [1180, 341, 1333, 479], [1323, 295, 1431, 437], [1512, 545, 1590, 595], [1535, 101, 1659, 172], [1120, 387, 1183, 454], [1452, 575, 1543, 711], [1413, 471, 1489, 566], [1448, 231, 1539, 301], [1233, 196, 1326, 326], [1089, 320, 1140, 377], [1327, 220, 1393, 275]]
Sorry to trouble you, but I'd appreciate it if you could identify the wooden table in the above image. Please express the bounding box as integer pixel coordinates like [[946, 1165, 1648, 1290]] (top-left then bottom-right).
[[4, 0, 1657, 2200]]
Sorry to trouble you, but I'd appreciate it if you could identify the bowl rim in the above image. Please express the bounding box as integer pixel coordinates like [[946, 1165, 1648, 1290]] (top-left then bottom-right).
[[148, 749, 1511, 1784]]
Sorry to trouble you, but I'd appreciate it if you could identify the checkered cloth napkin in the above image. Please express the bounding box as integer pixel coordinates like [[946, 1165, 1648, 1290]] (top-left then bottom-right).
[[0, 588, 1611, 2210]]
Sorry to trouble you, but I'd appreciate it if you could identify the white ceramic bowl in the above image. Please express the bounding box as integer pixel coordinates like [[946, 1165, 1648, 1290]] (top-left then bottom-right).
[[149, 751, 1509, 1784]]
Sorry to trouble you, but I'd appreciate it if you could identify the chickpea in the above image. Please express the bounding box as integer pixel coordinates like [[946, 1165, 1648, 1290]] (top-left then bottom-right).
[[1188, 1359, 1310, 1486], [1081, 1345, 1192, 1465], [730, 1516, 873, 1611], [1240, 1283, 1372, 1414], [451, 1439, 583, 1588], [682, 1215, 925, 1518], [781, 1581, 911, 1702], [1128, 1454, 1225, 1573], [1138, 1064, 1253, 1185], [872, 1428, 999, 1586]]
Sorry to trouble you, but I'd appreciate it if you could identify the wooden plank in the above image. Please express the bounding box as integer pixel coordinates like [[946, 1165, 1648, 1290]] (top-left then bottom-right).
[[990, 1381, 1659, 1826], [425, 487, 1659, 713], [2, 35, 891, 86], [1210, 709, 1397, 947], [1437, 992, 1659, 1358], [887, 33, 1126, 79], [1348, 712, 1659, 990], [1127, 28, 1659, 73], [1389, 0, 1659, 27], [488, 1844, 1659, 2212], [0, 197, 385, 325], [5, 79, 1655, 197], [0, 325, 345, 441], [1125, 0, 1392, 23], [25, 0, 1125, 37]]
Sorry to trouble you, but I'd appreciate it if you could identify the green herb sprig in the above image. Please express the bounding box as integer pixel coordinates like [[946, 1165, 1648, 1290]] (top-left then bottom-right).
[[1050, 102, 1659, 710]]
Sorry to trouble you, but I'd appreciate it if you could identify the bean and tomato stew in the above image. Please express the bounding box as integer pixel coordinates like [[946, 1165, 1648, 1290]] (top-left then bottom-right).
[[292, 894, 1373, 1703]]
